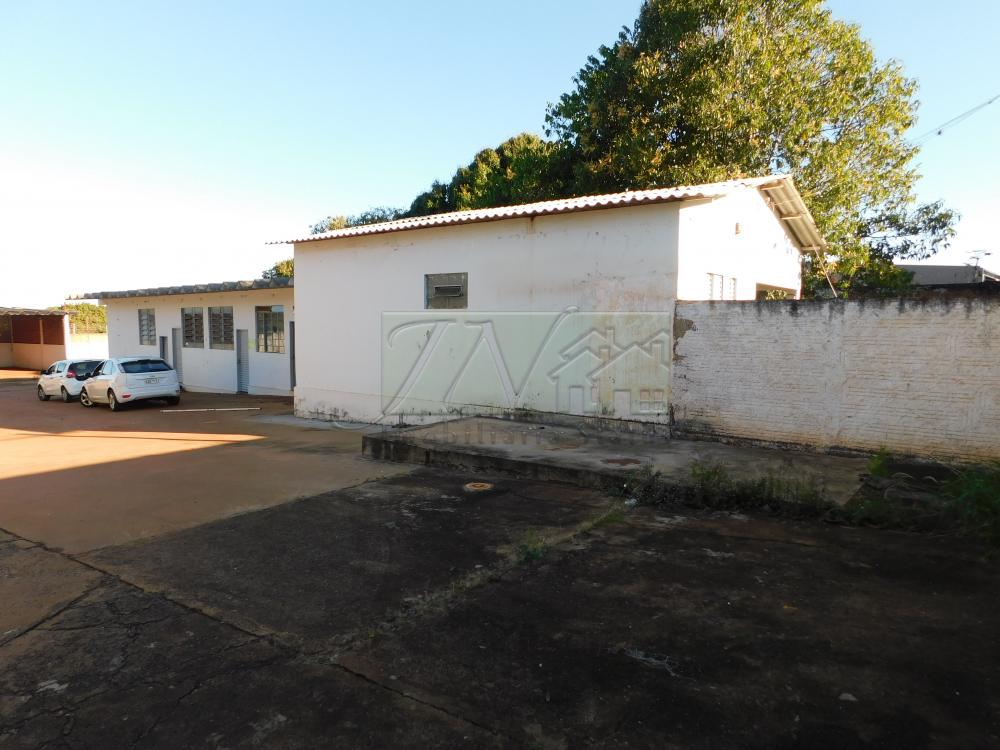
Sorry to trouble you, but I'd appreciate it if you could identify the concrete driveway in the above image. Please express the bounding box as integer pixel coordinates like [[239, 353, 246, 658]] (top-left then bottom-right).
[[1, 369, 997, 748], [0, 370, 404, 553]]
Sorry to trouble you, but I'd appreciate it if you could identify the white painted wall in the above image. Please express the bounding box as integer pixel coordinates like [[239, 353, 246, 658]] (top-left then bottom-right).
[[676, 190, 802, 300], [65, 333, 108, 360], [104, 288, 294, 396], [671, 298, 1000, 462], [295, 203, 681, 421], [295, 190, 803, 423]]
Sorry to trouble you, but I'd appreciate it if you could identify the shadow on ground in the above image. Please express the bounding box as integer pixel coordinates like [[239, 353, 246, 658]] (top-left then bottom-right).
[[1, 469, 998, 748]]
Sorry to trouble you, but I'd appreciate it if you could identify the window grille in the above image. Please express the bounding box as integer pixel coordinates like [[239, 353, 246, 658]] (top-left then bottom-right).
[[209, 306, 234, 350], [138, 309, 156, 345], [182, 307, 204, 347], [255, 305, 285, 353]]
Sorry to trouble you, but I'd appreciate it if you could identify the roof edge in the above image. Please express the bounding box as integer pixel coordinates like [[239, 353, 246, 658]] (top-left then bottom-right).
[[275, 175, 819, 248], [70, 276, 293, 301]]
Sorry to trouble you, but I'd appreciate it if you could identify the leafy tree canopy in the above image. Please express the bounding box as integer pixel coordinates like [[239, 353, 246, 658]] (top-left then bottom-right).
[[311, 0, 956, 297], [262, 258, 294, 279], [545, 0, 955, 296], [49, 303, 107, 333]]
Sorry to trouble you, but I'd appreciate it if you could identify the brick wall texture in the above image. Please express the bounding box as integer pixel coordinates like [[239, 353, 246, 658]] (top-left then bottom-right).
[[670, 298, 1000, 461]]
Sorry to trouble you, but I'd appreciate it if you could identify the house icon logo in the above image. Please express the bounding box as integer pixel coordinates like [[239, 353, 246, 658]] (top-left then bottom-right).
[[547, 327, 670, 417]]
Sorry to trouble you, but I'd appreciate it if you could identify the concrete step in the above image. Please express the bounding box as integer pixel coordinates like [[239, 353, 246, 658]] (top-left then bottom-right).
[[362, 417, 868, 505]]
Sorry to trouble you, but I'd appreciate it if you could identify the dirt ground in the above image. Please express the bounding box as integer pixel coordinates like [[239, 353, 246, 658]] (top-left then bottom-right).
[[0, 371, 405, 553], [1, 374, 997, 748]]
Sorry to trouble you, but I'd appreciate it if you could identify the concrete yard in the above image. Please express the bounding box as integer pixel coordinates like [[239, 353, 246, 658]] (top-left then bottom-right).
[[0, 374, 997, 748]]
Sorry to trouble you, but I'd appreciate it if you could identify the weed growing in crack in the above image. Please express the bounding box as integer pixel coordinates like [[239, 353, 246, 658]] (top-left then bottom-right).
[[621, 462, 833, 519], [516, 529, 548, 562], [867, 446, 893, 478], [624, 456, 1000, 547]]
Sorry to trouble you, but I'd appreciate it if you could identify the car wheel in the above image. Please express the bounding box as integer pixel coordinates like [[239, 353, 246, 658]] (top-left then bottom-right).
[[61, 387, 72, 402], [165, 396, 180, 406], [37, 385, 50, 401], [79, 389, 94, 408], [108, 390, 121, 411]]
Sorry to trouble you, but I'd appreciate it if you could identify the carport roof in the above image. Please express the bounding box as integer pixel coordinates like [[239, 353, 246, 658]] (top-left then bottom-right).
[[0, 307, 68, 316], [276, 174, 826, 252], [70, 277, 293, 301]]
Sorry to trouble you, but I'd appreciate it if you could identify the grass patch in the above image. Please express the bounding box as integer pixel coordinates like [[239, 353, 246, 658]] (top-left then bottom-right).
[[867, 447, 892, 478], [623, 457, 1000, 547], [622, 462, 835, 520], [516, 529, 548, 562]]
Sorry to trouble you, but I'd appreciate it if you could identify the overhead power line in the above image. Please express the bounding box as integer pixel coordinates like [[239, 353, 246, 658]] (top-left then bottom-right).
[[911, 93, 1000, 145]]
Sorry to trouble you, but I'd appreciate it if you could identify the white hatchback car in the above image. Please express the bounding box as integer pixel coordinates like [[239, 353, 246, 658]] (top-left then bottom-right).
[[79, 357, 181, 411], [36, 359, 105, 402]]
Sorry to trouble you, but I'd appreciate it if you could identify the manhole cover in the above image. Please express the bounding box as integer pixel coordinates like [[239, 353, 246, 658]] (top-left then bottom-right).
[[463, 482, 495, 493]]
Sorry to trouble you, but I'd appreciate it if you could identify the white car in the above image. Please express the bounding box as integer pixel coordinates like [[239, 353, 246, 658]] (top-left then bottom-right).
[[36, 359, 104, 402], [79, 357, 181, 411]]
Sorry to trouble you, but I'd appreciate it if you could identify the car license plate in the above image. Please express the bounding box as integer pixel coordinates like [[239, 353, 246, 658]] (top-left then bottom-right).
[[145, 377, 160, 385]]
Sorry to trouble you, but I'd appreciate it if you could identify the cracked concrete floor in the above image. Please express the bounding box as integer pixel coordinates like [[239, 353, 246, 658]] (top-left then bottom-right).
[[2, 469, 998, 749]]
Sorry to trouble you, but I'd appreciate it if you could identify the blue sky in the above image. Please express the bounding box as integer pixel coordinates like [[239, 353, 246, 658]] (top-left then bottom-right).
[[1, 1, 997, 306]]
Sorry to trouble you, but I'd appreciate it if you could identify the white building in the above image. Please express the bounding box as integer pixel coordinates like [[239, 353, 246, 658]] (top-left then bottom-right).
[[282, 175, 825, 424], [76, 279, 294, 396]]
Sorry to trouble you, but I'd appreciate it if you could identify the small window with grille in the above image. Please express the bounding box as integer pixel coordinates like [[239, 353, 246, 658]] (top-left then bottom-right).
[[707, 273, 724, 300], [182, 307, 204, 347], [256, 305, 285, 353], [138, 309, 156, 345], [425, 272, 468, 309], [208, 306, 234, 350]]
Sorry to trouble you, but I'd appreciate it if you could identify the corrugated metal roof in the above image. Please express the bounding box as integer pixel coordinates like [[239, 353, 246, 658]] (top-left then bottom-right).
[[0, 307, 68, 317], [277, 174, 825, 251], [70, 276, 293, 301]]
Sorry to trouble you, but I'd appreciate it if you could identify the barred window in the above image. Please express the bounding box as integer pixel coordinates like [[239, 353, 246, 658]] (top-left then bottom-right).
[[208, 306, 234, 350], [138, 309, 156, 346], [182, 307, 204, 347], [255, 305, 285, 354]]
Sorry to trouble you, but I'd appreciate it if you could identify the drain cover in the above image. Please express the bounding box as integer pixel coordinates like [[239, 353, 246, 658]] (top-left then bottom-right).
[[463, 482, 495, 493]]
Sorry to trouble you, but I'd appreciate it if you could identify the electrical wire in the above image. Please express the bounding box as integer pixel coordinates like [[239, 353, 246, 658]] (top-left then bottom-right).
[[911, 93, 1000, 145]]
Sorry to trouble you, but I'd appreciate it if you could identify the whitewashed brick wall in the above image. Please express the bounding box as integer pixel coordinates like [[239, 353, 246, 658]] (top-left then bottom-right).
[[670, 298, 1000, 461]]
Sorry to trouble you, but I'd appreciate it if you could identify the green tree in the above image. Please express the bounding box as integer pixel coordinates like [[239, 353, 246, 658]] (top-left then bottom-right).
[[545, 0, 955, 296], [407, 133, 572, 216], [262, 258, 294, 279], [310, 206, 406, 235], [50, 303, 107, 333]]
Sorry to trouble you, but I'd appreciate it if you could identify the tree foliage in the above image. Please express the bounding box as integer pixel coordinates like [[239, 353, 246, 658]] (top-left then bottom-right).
[[50, 303, 107, 333], [262, 258, 294, 279], [311, 0, 956, 296], [407, 133, 571, 216], [545, 0, 955, 296], [310, 206, 407, 235]]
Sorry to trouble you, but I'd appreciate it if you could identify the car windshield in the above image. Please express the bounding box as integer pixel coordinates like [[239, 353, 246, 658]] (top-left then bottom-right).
[[120, 359, 172, 374], [70, 360, 102, 375]]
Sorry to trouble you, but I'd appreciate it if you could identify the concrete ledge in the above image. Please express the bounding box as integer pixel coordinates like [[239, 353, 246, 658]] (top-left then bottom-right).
[[361, 417, 869, 504], [362, 429, 624, 491]]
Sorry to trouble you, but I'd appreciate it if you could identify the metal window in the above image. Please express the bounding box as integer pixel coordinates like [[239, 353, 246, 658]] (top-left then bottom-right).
[[138, 309, 156, 345], [208, 306, 234, 350], [182, 307, 204, 347], [728, 277, 738, 300], [425, 272, 468, 309], [255, 305, 285, 354]]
